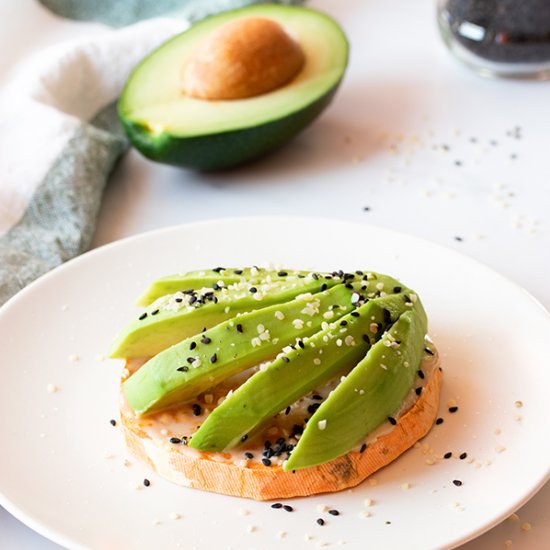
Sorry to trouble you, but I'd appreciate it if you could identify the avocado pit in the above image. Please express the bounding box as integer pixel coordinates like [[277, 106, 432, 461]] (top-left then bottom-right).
[[182, 17, 305, 100]]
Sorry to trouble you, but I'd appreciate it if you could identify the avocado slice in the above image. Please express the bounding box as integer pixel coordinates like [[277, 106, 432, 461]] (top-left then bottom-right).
[[118, 4, 349, 170], [136, 267, 322, 306], [110, 276, 340, 359], [124, 283, 359, 415], [284, 310, 426, 471], [188, 292, 416, 452]]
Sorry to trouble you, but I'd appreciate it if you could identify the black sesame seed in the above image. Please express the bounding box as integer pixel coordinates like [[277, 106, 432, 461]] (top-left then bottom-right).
[[192, 404, 202, 416], [175, 297, 183, 303], [109, 419, 117, 426], [236, 324, 243, 333], [360, 443, 367, 453], [415, 387, 423, 396], [233, 269, 243, 275], [298, 340, 305, 349], [170, 437, 182, 444], [388, 416, 397, 425], [363, 206, 371, 211], [143, 478, 150, 487], [241, 434, 248, 442], [317, 518, 325, 526], [453, 479, 463, 486], [345, 282, 353, 289], [212, 283, 220, 290], [449, 406, 459, 413], [283, 505, 293, 512], [264, 448, 274, 459], [351, 311, 360, 317], [328, 509, 340, 516], [200, 336, 211, 344], [459, 452, 467, 460], [312, 273, 319, 280], [340, 320, 348, 326], [264, 440, 272, 448], [282, 356, 290, 363], [249, 287, 258, 293], [454, 236, 463, 242], [362, 334, 370, 343], [177, 366, 189, 372], [444, 451, 452, 459], [244, 452, 253, 459], [151, 309, 160, 316], [311, 394, 323, 401], [321, 283, 328, 291], [271, 502, 283, 509], [285, 406, 291, 415], [210, 353, 217, 363], [424, 347, 435, 356], [138, 313, 147, 320], [186, 357, 195, 364], [189, 295, 197, 305], [417, 369, 425, 379], [307, 403, 321, 414], [277, 271, 288, 277], [212, 267, 224, 273], [393, 286, 402, 293], [262, 458, 272, 466], [190, 342, 197, 350], [436, 417, 444, 425]]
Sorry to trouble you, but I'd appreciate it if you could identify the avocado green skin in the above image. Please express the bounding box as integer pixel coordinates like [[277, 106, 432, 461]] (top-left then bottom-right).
[[123, 284, 356, 416], [189, 293, 412, 452], [110, 277, 339, 359], [119, 86, 341, 171], [137, 267, 322, 306], [284, 310, 426, 471]]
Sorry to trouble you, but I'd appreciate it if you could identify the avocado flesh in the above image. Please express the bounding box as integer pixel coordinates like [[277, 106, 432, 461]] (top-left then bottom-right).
[[284, 310, 426, 471], [123, 284, 357, 416], [136, 267, 323, 306], [110, 277, 340, 359], [189, 292, 415, 452], [118, 5, 349, 170]]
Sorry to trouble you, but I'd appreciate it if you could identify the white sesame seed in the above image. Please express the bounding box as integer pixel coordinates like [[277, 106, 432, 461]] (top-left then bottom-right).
[[238, 509, 250, 516], [401, 482, 411, 490], [336, 338, 343, 347], [504, 540, 513, 547], [68, 354, 80, 362], [317, 504, 329, 512], [495, 445, 507, 453], [369, 323, 378, 333], [380, 364, 387, 370], [521, 522, 532, 532], [46, 384, 58, 393], [293, 319, 305, 329], [169, 512, 181, 520], [278, 531, 287, 539], [514, 400, 523, 408], [275, 311, 285, 320], [246, 525, 256, 533], [508, 513, 520, 522], [153, 519, 162, 526], [318, 420, 327, 430], [314, 358, 321, 365], [204, 394, 213, 404], [359, 510, 371, 518]]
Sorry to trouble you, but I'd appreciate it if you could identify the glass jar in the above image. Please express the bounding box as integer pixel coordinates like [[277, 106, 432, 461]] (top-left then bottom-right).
[[437, 0, 550, 79]]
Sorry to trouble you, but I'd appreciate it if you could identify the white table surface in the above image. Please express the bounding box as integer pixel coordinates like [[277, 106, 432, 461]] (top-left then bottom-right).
[[1, 0, 549, 548]]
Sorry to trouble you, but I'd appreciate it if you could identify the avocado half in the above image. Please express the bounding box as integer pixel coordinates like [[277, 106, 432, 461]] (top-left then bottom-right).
[[118, 5, 349, 170]]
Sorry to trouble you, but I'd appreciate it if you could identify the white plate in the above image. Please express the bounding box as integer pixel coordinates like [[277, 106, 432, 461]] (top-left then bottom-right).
[[1, 216, 549, 550]]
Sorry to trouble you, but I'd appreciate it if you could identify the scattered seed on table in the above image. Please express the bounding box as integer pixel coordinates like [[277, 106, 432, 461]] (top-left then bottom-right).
[[283, 505, 293, 512], [143, 478, 151, 487], [453, 480, 463, 486], [271, 503, 283, 509], [109, 419, 117, 427], [317, 518, 325, 526]]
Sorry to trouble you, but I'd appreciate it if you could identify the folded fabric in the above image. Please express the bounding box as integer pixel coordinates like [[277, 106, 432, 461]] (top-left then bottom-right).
[[0, 1, 301, 307]]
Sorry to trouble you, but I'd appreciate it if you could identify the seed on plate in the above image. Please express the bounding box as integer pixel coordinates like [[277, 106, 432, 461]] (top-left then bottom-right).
[[109, 419, 117, 427], [453, 479, 463, 486], [459, 452, 467, 460], [448, 406, 459, 413], [143, 478, 151, 487], [283, 505, 293, 512], [328, 509, 340, 516], [317, 518, 325, 526], [436, 418, 444, 425], [444, 452, 452, 459]]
